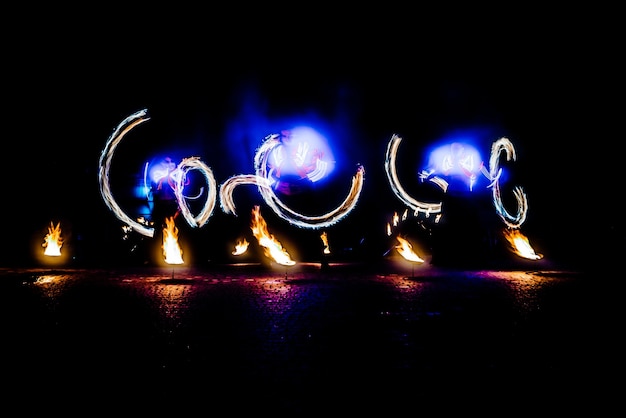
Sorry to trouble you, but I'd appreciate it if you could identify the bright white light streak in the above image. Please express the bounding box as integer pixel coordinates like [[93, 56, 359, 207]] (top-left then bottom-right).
[[219, 174, 272, 216], [98, 109, 155, 237], [385, 134, 443, 216], [142, 161, 151, 199], [99, 109, 218, 237], [488, 137, 527, 228], [254, 134, 365, 229], [306, 158, 329, 182], [220, 134, 364, 229], [174, 156, 217, 228]]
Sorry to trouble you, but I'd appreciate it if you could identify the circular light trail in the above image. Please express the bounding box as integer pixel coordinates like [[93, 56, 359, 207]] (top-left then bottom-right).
[[221, 133, 365, 229], [99, 109, 218, 237]]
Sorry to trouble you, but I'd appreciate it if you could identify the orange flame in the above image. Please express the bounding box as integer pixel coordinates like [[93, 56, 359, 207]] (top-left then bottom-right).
[[395, 235, 424, 263], [232, 238, 249, 255], [163, 216, 184, 264], [320, 231, 331, 254], [502, 228, 543, 260], [43, 222, 63, 257], [250, 205, 295, 266]]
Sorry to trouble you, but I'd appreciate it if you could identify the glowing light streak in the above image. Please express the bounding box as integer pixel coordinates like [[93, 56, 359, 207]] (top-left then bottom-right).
[[99, 109, 218, 237], [221, 133, 365, 230], [250, 205, 295, 266], [163, 216, 184, 264], [98, 109, 155, 237], [385, 134, 443, 215], [255, 134, 365, 229], [294, 141, 309, 167], [428, 174, 449, 192], [386, 134, 530, 231], [306, 158, 329, 182], [142, 161, 150, 199], [219, 174, 272, 216], [173, 157, 217, 229], [43, 221, 63, 256], [488, 137, 528, 228]]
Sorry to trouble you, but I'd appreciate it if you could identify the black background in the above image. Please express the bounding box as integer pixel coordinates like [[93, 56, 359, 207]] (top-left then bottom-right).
[[3, 8, 622, 269]]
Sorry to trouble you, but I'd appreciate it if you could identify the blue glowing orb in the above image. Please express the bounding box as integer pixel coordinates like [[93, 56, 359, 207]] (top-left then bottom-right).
[[267, 126, 335, 194]]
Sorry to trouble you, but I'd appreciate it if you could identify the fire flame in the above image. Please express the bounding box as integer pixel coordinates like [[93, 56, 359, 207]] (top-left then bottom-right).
[[395, 235, 424, 263], [163, 216, 184, 264], [43, 222, 63, 257], [502, 228, 543, 260], [232, 238, 249, 255], [320, 231, 331, 254], [250, 205, 295, 266]]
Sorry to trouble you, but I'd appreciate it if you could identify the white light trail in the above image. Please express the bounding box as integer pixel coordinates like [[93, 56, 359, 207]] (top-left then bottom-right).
[[174, 156, 217, 228], [488, 137, 528, 229], [221, 133, 365, 229], [98, 109, 155, 237], [385, 134, 443, 216], [385, 134, 529, 230], [99, 109, 218, 237], [255, 134, 365, 229], [219, 174, 272, 216]]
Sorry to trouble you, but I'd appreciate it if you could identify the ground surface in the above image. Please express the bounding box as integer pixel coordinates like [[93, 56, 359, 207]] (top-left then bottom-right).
[[0, 262, 617, 414]]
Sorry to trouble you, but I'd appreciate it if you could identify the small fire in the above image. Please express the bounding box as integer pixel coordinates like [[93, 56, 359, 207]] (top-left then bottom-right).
[[502, 228, 543, 260], [250, 205, 295, 266], [43, 222, 63, 257], [320, 231, 331, 254], [395, 235, 424, 263], [163, 216, 184, 265], [232, 238, 249, 255]]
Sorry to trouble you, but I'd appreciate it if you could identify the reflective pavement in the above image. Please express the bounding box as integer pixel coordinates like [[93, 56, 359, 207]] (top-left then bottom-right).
[[0, 262, 616, 414]]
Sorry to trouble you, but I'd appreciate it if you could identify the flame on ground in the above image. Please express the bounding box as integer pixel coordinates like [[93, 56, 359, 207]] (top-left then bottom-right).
[[250, 205, 295, 266], [320, 231, 331, 254], [163, 216, 184, 264], [503, 228, 543, 260], [395, 235, 424, 263], [232, 238, 249, 255], [43, 222, 63, 257]]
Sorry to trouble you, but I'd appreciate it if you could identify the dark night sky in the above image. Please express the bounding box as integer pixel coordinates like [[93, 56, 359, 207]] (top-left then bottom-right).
[[3, 10, 622, 269]]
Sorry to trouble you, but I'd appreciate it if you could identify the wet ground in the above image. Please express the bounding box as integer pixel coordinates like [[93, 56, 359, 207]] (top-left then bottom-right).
[[0, 261, 617, 414]]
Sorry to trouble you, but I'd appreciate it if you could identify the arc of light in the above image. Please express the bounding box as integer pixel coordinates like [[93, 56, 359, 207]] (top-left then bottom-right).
[[219, 174, 272, 216], [220, 134, 365, 229], [98, 109, 155, 237], [488, 137, 527, 228], [254, 134, 365, 229], [384, 134, 442, 215], [174, 156, 217, 228]]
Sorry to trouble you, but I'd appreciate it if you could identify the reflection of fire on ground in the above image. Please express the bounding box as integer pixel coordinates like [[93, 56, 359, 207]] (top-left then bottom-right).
[[250, 205, 296, 266], [43, 222, 63, 257]]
